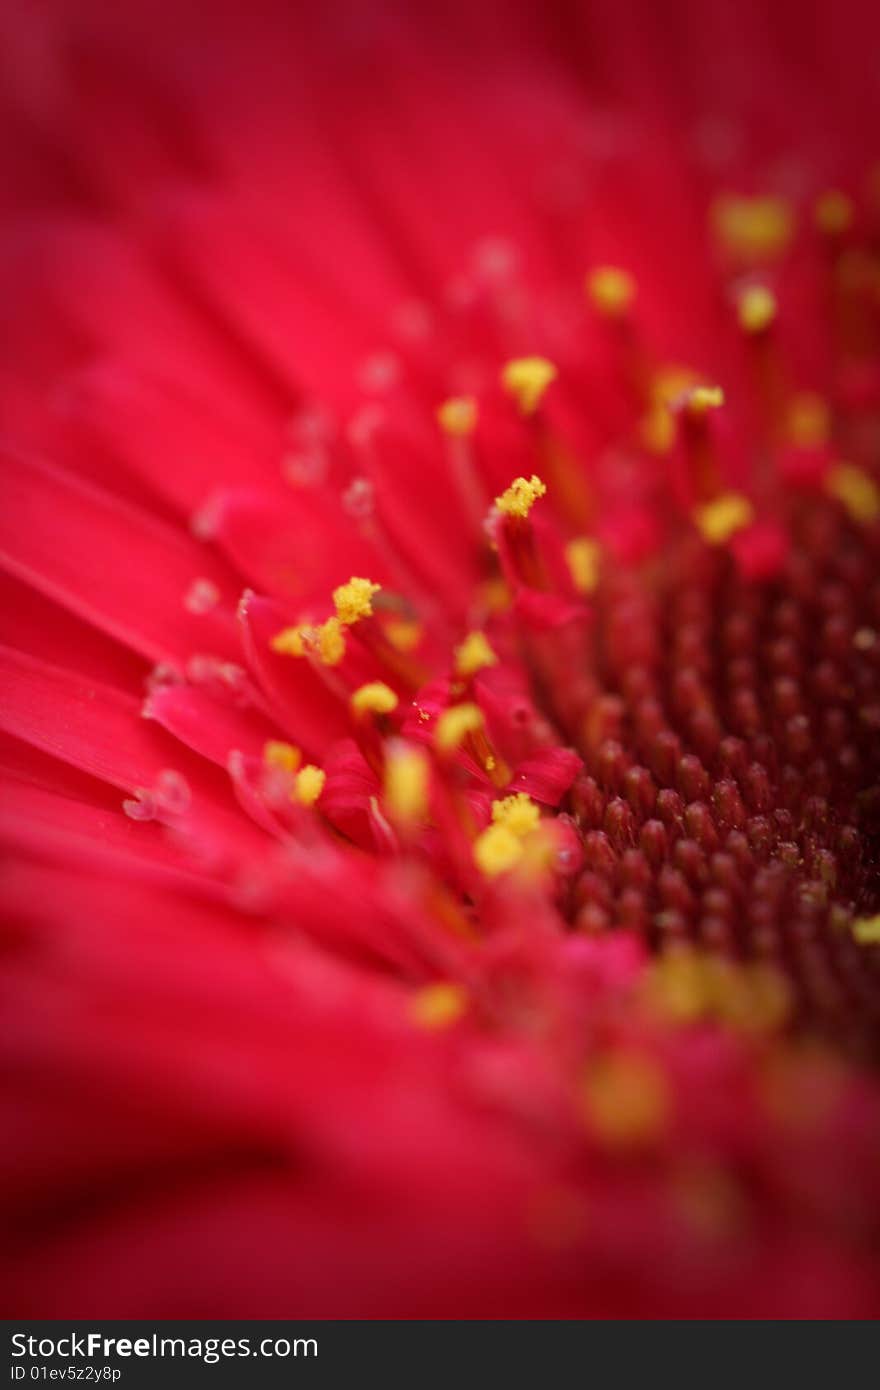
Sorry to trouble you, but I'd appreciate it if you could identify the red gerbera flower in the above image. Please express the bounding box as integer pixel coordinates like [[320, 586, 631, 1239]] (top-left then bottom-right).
[[2, 0, 880, 1318]]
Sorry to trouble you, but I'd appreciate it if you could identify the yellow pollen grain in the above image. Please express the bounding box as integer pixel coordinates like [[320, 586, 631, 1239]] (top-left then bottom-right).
[[409, 982, 467, 1029], [495, 474, 547, 519], [436, 395, 478, 436], [500, 356, 558, 415], [351, 681, 399, 717], [685, 384, 725, 416], [434, 702, 484, 753], [454, 630, 497, 678], [384, 741, 430, 824], [787, 391, 830, 448], [854, 627, 877, 651], [693, 491, 754, 544], [294, 764, 325, 807], [491, 792, 541, 838], [263, 740, 301, 773], [585, 265, 635, 317], [815, 189, 853, 236], [565, 537, 601, 594], [333, 576, 381, 625], [712, 194, 794, 262], [825, 463, 880, 523], [852, 915, 880, 945], [473, 822, 524, 877], [737, 283, 777, 333], [582, 1052, 670, 1147]]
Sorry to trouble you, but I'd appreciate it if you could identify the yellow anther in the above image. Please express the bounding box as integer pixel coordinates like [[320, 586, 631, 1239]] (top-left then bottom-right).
[[582, 1052, 670, 1147], [478, 576, 511, 613], [565, 537, 601, 594], [500, 356, 558, 415], [434, 702, 484, 753], [852, 915, 880, 945], [263, 740, 301, 773], [315, 616, 346, 665], [270, 625, 306, 657], [737, 283, 777, 333], [473, 822, 523, 877], [351, 681, 399, 717], [641, 405, 675, 454], [712, 194, 794, 262], [436, 395, 478, 436], [384, 618, 423, 652], [409, 982, 467, 1029], [491, 792, 541, 838], [825, 463, 880, 523], [495, 474, 547, 519], [585, 265, 636, 317], [787, 391, 830, 448], [653, 365, 700, 404], [294, 764, 325, 807], [454, 630, 497, 678], [854, 628, 877, 651], [684, 384, 725, 416], [646, 948, 791, 1034], [384, 741, 430, 825], [270, 619, 345, 666], [333, 576, 381, 625], [815, 189, 853, 236], [644, 948, 709, 1025], [693, 491, 754, 545]]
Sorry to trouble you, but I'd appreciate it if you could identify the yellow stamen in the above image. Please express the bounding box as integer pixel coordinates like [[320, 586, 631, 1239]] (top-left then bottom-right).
[[787, 391, 830, 448], [270, 625, 306, 657], [454, 631, 497, 679], [409, 982, 467, 1029], [852, 915, 880, 945], [270, 619, 345, 666], [263, 740, 301, 773], [645, 947, 791, 1033], [712, 194, 794, 262], [693, 491, 754, 545], [815, 189, 853, 236], [565, 537, 600, 594], [586, 265, 635, 317], [436, 395, 478, 436], [495, 474, 547, 519], [825, 463, 880, 523], [491, 792, 541, 838], [473, 822, 523, 877], [582, 1052, 670, 1147], [384, 617, 422, 652], [351, 681, 399, 717], [434, 702, 484, 754], [684, 384, 725, 416], [384, 741, 430, 825], [315, 616, 346, 665], [737, 284, 777, 333], [500, 356, 558, 415], [333, 576, 381, 625], [478, 576, 512, 613], [294, 764, 325, 807]]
